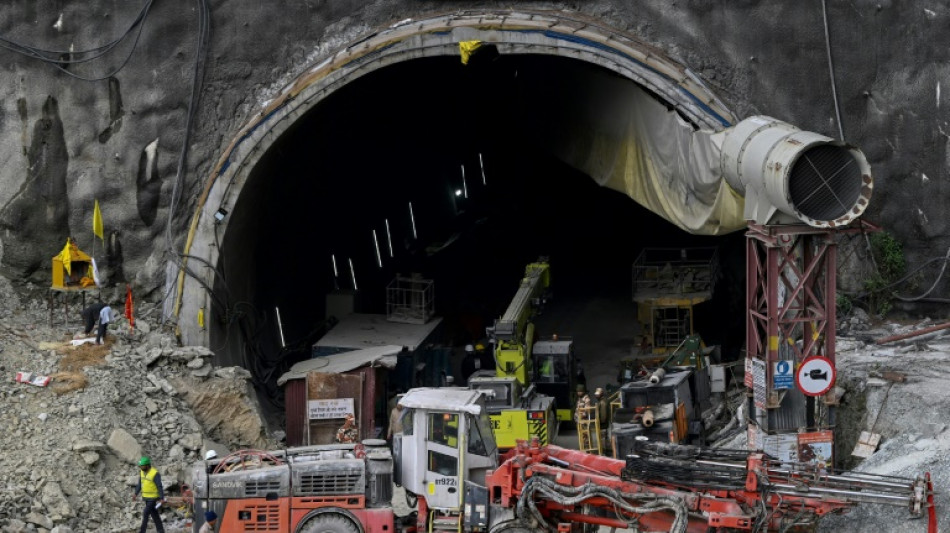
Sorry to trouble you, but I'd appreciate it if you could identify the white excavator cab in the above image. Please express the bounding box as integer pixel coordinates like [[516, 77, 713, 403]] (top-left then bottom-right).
[[394, 388, 498, 512]]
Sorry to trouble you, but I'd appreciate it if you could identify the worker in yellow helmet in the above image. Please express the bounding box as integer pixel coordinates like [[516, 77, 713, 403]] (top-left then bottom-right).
[[132, 456, 166, 533]]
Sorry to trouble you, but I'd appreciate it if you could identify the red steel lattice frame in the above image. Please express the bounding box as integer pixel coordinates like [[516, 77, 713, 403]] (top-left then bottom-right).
[[746, 224, 837, 380]]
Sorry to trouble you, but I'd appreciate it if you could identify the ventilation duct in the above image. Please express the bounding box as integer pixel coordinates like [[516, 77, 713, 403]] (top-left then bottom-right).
[[719, 116, 873, 227]]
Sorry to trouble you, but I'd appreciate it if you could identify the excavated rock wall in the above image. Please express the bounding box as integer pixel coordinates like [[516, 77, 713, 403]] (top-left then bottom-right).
[[0, 1, 946, 303]]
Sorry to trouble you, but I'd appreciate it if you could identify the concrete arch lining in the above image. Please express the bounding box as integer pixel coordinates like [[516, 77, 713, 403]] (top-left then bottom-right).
[[173, 10, 737, 346]]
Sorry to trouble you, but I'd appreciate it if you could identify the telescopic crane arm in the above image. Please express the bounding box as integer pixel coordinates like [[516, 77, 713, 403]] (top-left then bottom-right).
[[487, 261, 551, 385]]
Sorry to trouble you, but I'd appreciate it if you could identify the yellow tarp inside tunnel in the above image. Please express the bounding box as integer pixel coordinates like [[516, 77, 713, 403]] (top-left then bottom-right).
[[522, 62, 746, 236]]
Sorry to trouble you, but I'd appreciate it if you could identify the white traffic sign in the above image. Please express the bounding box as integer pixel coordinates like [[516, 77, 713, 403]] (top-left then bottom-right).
[[795, 356, 835, 396], [773, 360, 794, 390]]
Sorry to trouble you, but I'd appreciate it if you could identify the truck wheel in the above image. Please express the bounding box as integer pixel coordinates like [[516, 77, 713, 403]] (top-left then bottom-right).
[[299, 514, 359, 533]]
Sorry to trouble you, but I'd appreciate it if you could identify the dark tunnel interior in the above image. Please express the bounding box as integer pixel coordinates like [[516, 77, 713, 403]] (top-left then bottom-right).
[[211, 52, 747, 409]]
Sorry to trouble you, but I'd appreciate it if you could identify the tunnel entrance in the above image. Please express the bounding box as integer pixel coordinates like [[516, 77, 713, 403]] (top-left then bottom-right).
[[205, 51, 746, 410]]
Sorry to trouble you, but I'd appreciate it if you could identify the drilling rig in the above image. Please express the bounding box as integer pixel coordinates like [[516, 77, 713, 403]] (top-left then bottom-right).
[[190, 387, 935, 533]]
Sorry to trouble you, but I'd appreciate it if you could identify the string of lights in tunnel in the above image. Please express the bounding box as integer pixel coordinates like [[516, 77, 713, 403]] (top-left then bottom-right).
[[329, 152, 489, 291]]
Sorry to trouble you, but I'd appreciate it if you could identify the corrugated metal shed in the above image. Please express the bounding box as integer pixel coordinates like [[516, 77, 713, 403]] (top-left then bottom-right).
[[315, 313, 443, 351], [284, 379, 307, 446], [281, 347, 394, 446], [277, 345, 401, 386]]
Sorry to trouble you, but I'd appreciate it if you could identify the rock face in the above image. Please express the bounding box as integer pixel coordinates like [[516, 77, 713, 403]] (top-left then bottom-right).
[[0, 0, 944, 307]]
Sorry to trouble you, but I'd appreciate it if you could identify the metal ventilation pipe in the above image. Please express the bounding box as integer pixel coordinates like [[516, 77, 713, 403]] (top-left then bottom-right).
[[720, 116, 873, 227]]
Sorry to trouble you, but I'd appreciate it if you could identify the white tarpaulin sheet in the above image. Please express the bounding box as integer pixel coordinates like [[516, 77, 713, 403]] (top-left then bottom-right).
[[517, 63, 746, 235], [277, 344, 401, 386]]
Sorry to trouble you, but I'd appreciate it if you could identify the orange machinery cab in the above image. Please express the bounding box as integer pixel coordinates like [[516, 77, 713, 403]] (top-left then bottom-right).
[[192, 445, 395, 533]]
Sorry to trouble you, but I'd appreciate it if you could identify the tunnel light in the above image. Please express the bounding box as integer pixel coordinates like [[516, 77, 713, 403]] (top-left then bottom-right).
[[372, 230, 383, 268], [455, 189, 463, 197], [331, 254, 339, 277], [349, 257, 358, 291], [461, 164, 468, 198], [479, 153, 486, 185], [385, 219, 394, 257], [409, 202, 417, 239], [275, 306, 286, 348]]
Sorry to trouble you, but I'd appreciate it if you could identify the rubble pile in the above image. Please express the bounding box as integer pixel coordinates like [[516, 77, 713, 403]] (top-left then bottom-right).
[[0, 281, 276, 533], [819, 318, 950, 532]]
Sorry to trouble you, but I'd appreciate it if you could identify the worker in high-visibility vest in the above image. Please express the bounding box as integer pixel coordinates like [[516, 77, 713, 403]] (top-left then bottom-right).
[[132, 456, 166, 533]]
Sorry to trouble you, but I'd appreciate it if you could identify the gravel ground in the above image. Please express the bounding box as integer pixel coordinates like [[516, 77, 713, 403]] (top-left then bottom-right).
[[0, 279, 276, 533], [817, 323, 950, 532]]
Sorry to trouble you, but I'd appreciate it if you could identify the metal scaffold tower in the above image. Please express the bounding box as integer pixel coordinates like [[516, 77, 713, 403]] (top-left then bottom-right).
[[744, 223, 854, 464]]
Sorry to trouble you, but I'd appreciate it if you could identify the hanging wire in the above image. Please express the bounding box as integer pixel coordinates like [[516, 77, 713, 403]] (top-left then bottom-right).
[[0, 0, 156, 81], [821, 0, 845, 140]]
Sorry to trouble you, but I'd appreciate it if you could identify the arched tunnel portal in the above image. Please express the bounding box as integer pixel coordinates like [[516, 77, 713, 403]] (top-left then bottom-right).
[[174, 12, 751, 407]]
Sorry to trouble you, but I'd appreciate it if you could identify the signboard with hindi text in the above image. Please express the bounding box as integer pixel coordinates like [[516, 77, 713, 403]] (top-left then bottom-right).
[[308, 398, 355, 420], [306, 371, 363, 445]]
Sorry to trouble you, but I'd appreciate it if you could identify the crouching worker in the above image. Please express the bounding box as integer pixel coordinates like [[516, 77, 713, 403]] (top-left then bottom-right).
[[79, 301, 106, 336]]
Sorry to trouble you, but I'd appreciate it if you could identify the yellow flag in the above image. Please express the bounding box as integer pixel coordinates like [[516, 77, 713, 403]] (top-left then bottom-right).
[[459, 40, 482, 65], [59, 240, 72, 276], [93, 199, 104, 241]]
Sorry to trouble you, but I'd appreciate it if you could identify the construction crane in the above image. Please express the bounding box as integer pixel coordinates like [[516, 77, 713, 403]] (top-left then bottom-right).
[[486, 259, 583, 423], [189, 387, 936, 533], [486, 260, 552, 386]]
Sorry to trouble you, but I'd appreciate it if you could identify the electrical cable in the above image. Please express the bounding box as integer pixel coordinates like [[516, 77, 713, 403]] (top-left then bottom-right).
[[841, 251, 950, 298], [164, 0, 210, 254], [0, 0, 155, 81], [159, 0, 210, 330], [893, 246, 950, 302], [821, 0, 845, 140]]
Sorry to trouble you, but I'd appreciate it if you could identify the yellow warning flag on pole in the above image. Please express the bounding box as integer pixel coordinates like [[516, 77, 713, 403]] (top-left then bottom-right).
[[459, 40, 482, 65], [93, 199, 104, 241]]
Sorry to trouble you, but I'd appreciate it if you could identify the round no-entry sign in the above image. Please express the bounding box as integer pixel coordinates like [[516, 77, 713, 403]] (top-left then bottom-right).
[[795, 356, 836, 396]]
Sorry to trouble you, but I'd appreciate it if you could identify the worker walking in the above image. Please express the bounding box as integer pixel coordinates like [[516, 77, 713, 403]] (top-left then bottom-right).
[[199, 510, 218, 532], [336, 413, 359, 443], [132, 456, 166, 533], [96, 303, 114, 345]]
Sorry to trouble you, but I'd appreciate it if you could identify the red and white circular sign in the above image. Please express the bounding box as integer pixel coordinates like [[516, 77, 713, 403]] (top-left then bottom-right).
[[795, 356, 836, 396]]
